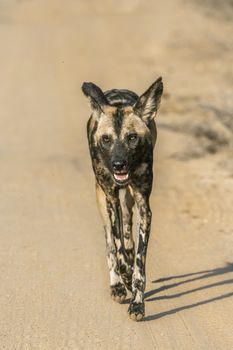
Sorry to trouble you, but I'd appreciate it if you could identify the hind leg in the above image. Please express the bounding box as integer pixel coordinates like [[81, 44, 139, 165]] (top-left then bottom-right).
[[96, 184, 127, 303]]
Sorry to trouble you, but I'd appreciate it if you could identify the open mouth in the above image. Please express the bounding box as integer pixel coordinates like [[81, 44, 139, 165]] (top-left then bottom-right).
[[113, 173, 129, 182]]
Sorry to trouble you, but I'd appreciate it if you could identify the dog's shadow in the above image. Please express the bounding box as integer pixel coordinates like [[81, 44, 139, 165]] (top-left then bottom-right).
[[124, 262, 233, 321], [143, 262, 233, 321]]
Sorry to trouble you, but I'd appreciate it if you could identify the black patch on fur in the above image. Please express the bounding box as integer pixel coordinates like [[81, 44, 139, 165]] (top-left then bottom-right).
[[113, 108, 124, 136], [104, 89, 138, 107]]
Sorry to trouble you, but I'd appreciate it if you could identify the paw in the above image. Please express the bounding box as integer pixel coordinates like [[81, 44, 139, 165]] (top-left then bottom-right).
[[128, 301, 145, 321], [110, 283, 127, 303]]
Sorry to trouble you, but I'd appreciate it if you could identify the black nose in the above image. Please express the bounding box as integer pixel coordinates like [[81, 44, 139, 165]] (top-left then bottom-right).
[[112, 160, 128, 172]]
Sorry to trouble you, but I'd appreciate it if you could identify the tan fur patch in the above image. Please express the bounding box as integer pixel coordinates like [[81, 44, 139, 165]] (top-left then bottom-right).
[[95, 113, 117, 143], [103, 106, 117, 116], [96, 183, 109, 224], [123, 106, 134, 114], [120, 112, 149, 139]]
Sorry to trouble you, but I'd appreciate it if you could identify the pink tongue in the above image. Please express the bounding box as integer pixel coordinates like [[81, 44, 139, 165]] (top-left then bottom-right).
[[114, 173, 128, 181]]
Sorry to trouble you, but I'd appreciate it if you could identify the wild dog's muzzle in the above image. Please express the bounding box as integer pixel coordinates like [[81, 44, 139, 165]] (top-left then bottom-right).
[[112, 160, 129, 183]]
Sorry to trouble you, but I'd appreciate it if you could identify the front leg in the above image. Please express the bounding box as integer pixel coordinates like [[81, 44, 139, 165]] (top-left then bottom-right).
[[119, 188, 135, 291], [96, 184, 127, 303], [106, 196, 133, 293], [128, 194, 152, 321]]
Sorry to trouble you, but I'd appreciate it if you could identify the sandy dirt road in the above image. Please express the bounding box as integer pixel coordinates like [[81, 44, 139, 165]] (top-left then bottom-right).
[[0, 0, 233, 349]]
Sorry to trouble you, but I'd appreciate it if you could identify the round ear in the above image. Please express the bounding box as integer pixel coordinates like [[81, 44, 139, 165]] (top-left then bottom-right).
[[133, 77, 163, 123], [82, 82, 109, 113]]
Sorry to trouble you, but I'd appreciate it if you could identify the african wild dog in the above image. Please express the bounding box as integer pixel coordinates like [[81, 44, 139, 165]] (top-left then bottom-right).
[[82, 77, 163, 321]]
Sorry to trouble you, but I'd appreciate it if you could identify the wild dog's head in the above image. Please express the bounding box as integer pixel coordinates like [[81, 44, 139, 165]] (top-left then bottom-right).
[[82, 78, 163, 186]]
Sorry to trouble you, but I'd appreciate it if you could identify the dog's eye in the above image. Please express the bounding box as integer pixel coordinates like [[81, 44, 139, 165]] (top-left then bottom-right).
[[102, 135, 111, 144], [128, 134, 138, 142]]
